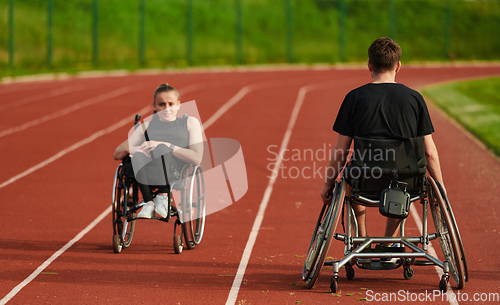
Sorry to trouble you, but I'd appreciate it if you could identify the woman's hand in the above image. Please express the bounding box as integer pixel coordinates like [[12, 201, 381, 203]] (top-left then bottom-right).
[[136, 140, 171, 156]]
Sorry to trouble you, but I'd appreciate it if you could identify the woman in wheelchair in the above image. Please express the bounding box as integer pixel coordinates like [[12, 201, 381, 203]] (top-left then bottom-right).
[[113, 83, 203, 219]]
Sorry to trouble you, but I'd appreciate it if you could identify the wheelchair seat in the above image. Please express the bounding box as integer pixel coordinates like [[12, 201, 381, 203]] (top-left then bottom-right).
[[345, 136, 427, 200]]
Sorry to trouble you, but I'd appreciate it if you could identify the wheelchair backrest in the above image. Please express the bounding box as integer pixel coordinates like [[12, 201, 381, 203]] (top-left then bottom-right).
[[348, 136, 427, 197], [351, 136, 427, 169]]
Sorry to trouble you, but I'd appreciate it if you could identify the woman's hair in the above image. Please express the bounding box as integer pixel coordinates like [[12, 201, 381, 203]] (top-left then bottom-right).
[[368, 37, 401, 74], [153, 83, 180, 104]]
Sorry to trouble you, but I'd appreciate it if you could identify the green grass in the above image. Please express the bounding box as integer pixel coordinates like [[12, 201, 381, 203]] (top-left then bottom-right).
[[1, 0, 500, 77], [423, 77, 500, 156]]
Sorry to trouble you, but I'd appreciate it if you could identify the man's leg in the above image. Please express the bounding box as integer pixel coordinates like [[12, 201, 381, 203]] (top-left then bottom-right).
[[384, 218, 402, 245], [353, 204, 367, 237]]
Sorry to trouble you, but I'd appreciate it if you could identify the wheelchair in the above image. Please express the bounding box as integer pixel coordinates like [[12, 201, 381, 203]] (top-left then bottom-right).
[[111, 116, 206, 255], [303, 137, 468, 293]]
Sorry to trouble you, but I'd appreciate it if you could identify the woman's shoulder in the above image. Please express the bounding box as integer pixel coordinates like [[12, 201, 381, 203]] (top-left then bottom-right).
[[186, 116, 201, 129]]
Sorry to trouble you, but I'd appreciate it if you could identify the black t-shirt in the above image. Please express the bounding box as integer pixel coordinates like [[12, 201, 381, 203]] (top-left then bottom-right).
[[333, 83, 434, 139]]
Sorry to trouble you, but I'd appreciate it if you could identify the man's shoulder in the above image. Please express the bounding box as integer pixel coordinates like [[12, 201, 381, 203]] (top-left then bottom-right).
[[395, 83, 420, 93]]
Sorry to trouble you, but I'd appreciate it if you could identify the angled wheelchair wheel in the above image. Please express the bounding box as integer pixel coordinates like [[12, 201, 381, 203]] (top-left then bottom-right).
[[435, 180, 468, 283], [112, 164, 136, 253], [302, 179, 346, 289], [179, 165, 205, 250], [428, 177, 466, 289], [187, 166, 206, 245]]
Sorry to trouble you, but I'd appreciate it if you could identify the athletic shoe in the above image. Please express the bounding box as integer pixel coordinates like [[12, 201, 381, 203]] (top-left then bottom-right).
[[137, 201, 155, 218], [380, 243, 401, 263], [154, 195, 169, 218]]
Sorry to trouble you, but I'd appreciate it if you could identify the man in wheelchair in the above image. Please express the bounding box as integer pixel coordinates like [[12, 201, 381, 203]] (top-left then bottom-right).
[[320, 37, 445, 256], [113, 84, 203, 219]]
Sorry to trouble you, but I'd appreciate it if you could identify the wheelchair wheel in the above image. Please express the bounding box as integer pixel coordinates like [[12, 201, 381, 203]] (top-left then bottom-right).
[[180, 165, 206, 249], [435, 180, 468, 283], [302, 179, 346, 289], [428, 177, 466, 289], [112, 164, 136, 253], [187, 166, 206, 245]]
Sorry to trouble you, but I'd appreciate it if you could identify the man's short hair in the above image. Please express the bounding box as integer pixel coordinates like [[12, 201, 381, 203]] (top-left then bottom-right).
[[368, 37, 401, 73]]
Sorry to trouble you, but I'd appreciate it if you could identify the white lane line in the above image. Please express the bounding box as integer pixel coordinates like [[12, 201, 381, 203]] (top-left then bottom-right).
[[0, 85, 86, 111], [201, 77, 333, 130], [225, 80, 342, 305], [410, 204, 459, 305], [0, 206, 111, 305], [203, 87, 251, 129], [0, 85, 142, 139], [0, 105, 150, 190]]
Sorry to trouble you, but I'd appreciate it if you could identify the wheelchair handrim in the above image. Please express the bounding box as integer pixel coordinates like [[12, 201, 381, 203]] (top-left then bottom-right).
[[428, 178, 465, 288], [435, 180, 468, 283], [189, 166, 205, 244]]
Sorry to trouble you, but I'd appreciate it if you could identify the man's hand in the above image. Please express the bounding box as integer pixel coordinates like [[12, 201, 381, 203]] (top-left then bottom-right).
[[321, 181, 335, 205]]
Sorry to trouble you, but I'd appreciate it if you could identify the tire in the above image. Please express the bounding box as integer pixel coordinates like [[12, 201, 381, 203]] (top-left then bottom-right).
[[112, 164, 136, 252], [435, 180, 468, 283], [181, 165, 206, 249], [302, 179, 346, 289], [345, 264, 355, 280], [112, 235, 122, 253], [428, 177, 465, 289], [439, 276, 448, 293], [173, 235, 183, 254], [188, 166, 206, 245], [403, 266, 414, 280], [330, 276, 339, 293]]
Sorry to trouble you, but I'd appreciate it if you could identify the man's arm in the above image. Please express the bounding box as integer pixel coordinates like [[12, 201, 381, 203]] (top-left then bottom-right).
[[424, 134, 445, 188], [320, 134, 352, 204]]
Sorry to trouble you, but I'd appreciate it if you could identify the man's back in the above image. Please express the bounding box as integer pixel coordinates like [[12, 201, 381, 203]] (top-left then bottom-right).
[[333, 83, 434, 139]]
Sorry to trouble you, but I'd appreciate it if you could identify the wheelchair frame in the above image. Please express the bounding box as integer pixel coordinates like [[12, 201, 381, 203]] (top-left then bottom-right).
[[303, 172, 468, 293]]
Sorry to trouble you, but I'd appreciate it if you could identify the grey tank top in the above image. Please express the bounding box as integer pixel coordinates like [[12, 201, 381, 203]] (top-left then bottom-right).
[[145, 114, 189, 148]]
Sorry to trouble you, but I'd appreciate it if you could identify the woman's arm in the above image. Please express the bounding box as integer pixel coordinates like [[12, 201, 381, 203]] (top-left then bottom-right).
[[171, 116, 204, 165], [113, 122, 149, 160], [113, 140, 130, 160]]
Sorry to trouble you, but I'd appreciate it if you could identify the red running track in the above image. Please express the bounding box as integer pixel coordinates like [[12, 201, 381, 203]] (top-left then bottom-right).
[[0, 65, 499, 305]]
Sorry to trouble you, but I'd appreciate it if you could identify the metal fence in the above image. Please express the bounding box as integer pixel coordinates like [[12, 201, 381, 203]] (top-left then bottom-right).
[[2, 0, 500, 73]]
